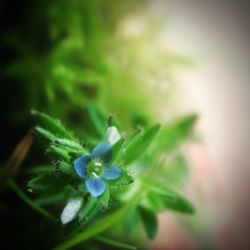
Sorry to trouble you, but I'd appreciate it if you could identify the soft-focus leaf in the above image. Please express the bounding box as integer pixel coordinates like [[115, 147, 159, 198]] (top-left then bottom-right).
[[141, 178, 195, 214], [111, 137, 125, 162], [144, 188, 195, 214], [27, 165, 53, 174], [123, 208, 141, 237], [78, 196, 99, 223], [28, 172, 71, 192], [138, 206, 158, 239], [158, 115, 197, 151], [99, 187, 110, 208], [87, 105, 106, 137], [31, 110, 73, 139], [34, 186, 76, 206], [159, 155, 188, 188], [122, 124, 160, 166]]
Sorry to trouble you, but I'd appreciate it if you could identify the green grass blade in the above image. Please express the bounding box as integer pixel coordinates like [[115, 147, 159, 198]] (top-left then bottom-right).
[[9, 180, 57, 222], [95, 236, 137, 250]]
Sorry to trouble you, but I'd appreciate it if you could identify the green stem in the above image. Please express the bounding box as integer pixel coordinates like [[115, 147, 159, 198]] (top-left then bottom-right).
[[95, 236, 136, 250], [9, 180, 57, 222], [53, 158, 163, 250], [53, 182, 147, 250]]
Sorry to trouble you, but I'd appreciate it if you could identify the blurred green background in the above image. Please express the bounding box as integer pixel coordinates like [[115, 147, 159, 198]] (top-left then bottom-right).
[[0, 0, 189, 249], [2, 0, 248, 249]]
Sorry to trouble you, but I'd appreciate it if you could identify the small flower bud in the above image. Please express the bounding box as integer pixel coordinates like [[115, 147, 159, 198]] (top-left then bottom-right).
[[107, 126, 121, 145], [60, 198, 82, 224]]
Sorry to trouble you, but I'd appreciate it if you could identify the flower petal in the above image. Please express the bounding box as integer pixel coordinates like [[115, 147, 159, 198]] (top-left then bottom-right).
[[102, 165, 121, 180], [85, 177, 106, 197], [107, 126, 121, 145], [60, 198, 82, 224], [91, 143, 112, 163], [74, 154, 91, 178]]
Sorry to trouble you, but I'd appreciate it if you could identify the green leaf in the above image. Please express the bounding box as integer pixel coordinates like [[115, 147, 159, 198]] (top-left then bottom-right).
[[99, 186, 110, 208], [159, 155, 188, 188], [160, 190, 195, 214], [68, 150, 88, 159], [52, 139, 84, 151], [122, 124, 160, 166], [28, 172, 71, 192], [34, 127, 57, 143], [111, 137, 125, 162], [35, 192, 67, 206], [107, 115, 122, 131], [110, 169, 134, 188], [138, 206, 158, 239], [158, 114, 197, 152], [27, 165, 53, 174], [34, 186, 77, 206], [47, 145, 71, 162], [123, 208, 141, 237], [78, 196, 99, 223], [53, 179, 148, 250], [31, 110, 73, 139], [59, 161, 75, 176], [50, 139, 88, 160], [141, 191, 163, 213], [142, 179, 195, 214], [87, 105, 106, 137]]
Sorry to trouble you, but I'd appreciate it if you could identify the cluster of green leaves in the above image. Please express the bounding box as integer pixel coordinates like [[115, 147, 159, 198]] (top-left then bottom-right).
[[5, 0, 150, 126], [28, 109, 197, 250]]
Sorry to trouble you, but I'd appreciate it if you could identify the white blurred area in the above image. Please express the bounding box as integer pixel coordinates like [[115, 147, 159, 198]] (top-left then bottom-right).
[[119, 0, 250, 249], [151, 1, 250, 249]]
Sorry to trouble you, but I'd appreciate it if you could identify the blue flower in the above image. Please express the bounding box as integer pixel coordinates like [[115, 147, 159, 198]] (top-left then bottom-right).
[[74, 143, 121, 197]]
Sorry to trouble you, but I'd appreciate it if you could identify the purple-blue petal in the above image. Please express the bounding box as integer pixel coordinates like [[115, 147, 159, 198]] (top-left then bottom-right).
[[102, 165, 121, 180], [74, 154, 91, 178], [91, 143, 112, 163], [85, 177, 106, 197]]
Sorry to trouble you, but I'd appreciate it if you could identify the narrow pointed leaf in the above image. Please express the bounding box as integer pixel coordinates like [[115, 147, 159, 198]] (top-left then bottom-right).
[[47, 145, 71, 161], [159, 114, 197, 151], [78, 196, 99, 223], [111, 137, 125, 162], [34, 127, 57, 142], [87, 105, 106, 137], [122, 124, 160, 165], [31, 110, 72, 139], [52, 139, 84, 151], [27, 172, 70, 192], [142, 179, 195, 214], [99, 186, 110, 207], [59, 161, 75, 176], [138, 206, 158, 239]]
